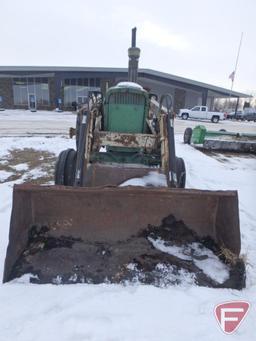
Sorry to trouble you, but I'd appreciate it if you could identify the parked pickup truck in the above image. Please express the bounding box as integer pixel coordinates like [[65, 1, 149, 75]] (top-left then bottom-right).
[[178, 106, 225, 123]]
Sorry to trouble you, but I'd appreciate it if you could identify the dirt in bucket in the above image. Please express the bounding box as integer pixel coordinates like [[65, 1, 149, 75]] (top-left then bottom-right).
[[9, 215, 245, 289]]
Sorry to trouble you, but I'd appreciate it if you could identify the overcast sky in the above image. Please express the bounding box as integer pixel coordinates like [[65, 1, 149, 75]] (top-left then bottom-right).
[[1, 0, 255, 94]]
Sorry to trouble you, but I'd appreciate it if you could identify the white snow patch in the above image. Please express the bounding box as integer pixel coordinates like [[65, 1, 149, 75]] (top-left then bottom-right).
[[9, 273, 39, 284], [0, 109, 75, 121], [149, 237, 191, 260], [194, 258, 229, 283], [149, 238, 230, 284], [11, 163, 29, 171], [117, 82, 143, 90], [191, 243, 230, 283], [155, 264, 196, 286], [126, 262, 196, 287], [24, 168, 48, 179], [0, 170, 12, 182], [0, 136, 75, 158], [52, 276, 63, 285], [126, 263, 138, 271], [0, 160, 8, 165], [69, 274, 78, 283], [120, 171, 167, 187]]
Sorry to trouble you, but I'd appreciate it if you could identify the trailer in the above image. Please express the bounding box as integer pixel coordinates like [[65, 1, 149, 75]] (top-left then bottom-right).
[[184, 125, 256, 154]]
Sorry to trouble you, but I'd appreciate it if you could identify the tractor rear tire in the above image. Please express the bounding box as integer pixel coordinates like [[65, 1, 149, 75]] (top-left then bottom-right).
[[176, 157, 186, 188], [55, 148, 76, 186], [183, 127, 192, 144]]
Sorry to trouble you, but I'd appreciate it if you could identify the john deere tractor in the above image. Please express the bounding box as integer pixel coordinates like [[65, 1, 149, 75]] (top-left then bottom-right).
[[55, 81, 186, 189], [3, 28, 241, 285]]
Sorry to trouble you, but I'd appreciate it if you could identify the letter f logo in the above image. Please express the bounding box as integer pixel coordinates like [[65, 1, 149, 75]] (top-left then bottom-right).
[[215, 301, 250, 334]]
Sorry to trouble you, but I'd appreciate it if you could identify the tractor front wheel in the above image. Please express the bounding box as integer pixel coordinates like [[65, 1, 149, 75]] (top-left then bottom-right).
[[64, 149, 77, 186], [55, 148, 77, 186], [176, 157, 186, 188]]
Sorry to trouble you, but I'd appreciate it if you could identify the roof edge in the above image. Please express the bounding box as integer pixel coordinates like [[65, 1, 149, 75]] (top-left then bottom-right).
[[0, 66, 252, 98]]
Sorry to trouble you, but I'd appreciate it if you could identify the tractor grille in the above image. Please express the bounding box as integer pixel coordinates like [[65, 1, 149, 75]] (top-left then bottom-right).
[[109, 92, 145, 105]]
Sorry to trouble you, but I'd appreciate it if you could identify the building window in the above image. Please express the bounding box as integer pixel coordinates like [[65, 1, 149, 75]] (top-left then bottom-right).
[[13, 78, 27, 105], [35, 78, 50, 105], [13, 77, 49, 106], [64, 78, 100, 106], [95, 78, 100, 87]]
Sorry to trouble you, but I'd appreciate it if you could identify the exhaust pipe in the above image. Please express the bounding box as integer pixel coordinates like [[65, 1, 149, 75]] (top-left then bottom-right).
[[128, 27, 140, 82]]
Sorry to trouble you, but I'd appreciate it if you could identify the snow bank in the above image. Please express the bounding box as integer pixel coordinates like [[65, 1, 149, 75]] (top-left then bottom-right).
[[0, 283, 254, 341]]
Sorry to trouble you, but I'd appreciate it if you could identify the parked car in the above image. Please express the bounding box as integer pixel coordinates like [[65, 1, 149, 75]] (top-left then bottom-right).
[[178, 106, 224, 123], [226, 111, 236, 119], [226, 111, 245, 120], [234, 111, 246, 120], [244, 111, 256, 122]]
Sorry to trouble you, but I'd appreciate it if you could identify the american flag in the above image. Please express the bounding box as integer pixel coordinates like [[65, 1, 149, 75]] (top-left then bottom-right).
[[229, 71, 235, 82]]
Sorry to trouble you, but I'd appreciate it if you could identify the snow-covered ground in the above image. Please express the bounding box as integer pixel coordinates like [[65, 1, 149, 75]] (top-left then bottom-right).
[[0, 109, 75, 121], [0, 109, 76, 136], [0, 123, 256, 339], [0, 135, 75, 158], [175, 116, 256, 134], [1, 109, 256, 136]]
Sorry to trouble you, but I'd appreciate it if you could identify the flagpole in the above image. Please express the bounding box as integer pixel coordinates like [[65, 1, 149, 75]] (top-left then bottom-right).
[[229, 32, 243, 111], [234, 32, 243, 80]]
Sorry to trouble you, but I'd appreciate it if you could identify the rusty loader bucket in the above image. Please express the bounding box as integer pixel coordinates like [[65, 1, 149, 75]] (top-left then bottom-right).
[[3, 184, 241, 286]]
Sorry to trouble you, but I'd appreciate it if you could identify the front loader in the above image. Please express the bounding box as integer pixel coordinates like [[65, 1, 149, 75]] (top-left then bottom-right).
[[3, 28, 242, 287], [55, 85, 186, 189]]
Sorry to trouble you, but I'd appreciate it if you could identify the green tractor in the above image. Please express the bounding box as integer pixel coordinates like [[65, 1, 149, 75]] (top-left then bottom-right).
[[55, 82, 186, 188]]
